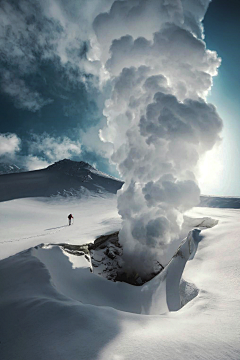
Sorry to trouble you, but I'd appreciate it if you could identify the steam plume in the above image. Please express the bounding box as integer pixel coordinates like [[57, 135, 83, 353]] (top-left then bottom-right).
[[93, 0, 223, 276]]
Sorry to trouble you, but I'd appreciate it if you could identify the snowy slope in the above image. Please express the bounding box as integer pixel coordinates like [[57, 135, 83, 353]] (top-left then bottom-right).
[[0, 173, 240, 360], [0, 202, 240, 360], [0, 196, 121, 260], [0, 159, 123, 202]]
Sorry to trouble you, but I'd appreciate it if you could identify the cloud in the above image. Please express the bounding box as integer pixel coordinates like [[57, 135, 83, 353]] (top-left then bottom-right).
[[80, 118, 113, 158], [140, 92, 222, 150], [28, 133, 81, 163], [93, 0, 212, 63], [24, 156, 50, 171], [93, 0, 185, 61], [105, 24, 220, 98], [0, 0, 113, 111], [1, 71, 53, 111], [0, 133, 21, 158], [0, 132, 82, 171]]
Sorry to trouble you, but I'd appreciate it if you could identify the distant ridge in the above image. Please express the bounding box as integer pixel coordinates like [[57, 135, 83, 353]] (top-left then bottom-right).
[[0, 163, 25, 175], [47, 159, 121, 181], [0, 159, 123, 202], [1, 159, 239, 208], [199, 195, 240, 209]]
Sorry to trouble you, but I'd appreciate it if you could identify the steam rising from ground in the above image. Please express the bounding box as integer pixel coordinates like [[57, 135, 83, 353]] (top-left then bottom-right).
[[2, 0, 222, 277], [91, 0, 223, 276]]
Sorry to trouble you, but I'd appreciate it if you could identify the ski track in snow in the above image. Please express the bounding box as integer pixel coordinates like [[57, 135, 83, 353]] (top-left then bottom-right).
[[0, 226, 68, 244], [0, 195, 122, 260]]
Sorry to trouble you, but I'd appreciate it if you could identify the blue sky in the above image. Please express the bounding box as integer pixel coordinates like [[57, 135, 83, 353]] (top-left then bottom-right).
[[0, 0, 239, 196], [203, 0, 240, 195]]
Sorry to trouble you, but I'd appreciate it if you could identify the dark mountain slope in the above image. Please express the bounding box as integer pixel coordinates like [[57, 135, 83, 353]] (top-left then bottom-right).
[[0, 159, 123, 202], [0, 163, 25, 175]]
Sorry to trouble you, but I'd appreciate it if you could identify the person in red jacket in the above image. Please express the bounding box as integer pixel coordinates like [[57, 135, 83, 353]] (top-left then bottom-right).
[[68, 213, 74, 225]]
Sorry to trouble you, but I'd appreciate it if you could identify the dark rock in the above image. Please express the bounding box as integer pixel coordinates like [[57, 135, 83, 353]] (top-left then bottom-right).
[[90, 232, 164, 286], [58, 231, 164, 286]]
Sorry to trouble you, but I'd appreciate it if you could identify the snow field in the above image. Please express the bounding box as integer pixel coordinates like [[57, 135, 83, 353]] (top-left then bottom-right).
[[0, 196, 240, 359], [0, 195, 121, 260]]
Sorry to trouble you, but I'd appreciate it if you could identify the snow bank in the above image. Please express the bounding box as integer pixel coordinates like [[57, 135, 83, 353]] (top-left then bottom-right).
[[183, 215, 219, 229], [1, 198, 240, 360]]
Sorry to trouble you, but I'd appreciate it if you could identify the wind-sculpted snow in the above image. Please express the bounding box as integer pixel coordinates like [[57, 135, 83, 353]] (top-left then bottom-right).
[[29, 214, 218, 314], [93, 0, 223, 277], [0, 196, 240, 360]]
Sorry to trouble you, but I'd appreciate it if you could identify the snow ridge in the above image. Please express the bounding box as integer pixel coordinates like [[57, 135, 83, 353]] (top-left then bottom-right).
[[47, 159, 96, 173]]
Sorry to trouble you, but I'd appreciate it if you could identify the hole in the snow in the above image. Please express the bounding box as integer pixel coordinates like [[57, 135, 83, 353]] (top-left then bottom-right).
[[62, 232, 164, 286], [33, 216, 218, 315]]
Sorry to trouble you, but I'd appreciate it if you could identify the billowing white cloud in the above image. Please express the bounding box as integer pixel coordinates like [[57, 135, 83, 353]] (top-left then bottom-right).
[[24, 156, 50, 171], [94, 0, 223, 276], [0, 132, 82, 171], [0, 133, 21, 157], [80, 119, 113, 158], [28, 133, 82, 163]]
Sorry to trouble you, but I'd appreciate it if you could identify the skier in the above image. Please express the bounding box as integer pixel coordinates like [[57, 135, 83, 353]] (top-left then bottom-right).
[[68, 213, 74, 225]]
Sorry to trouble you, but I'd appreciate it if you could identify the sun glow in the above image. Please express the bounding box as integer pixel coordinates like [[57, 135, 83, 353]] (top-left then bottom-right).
[[198, 144, 224, 195]]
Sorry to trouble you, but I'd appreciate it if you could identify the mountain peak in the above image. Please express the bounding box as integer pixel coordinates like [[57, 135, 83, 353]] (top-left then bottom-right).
[[47, 159, 96, 172], [0, 158, 123, 201]]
